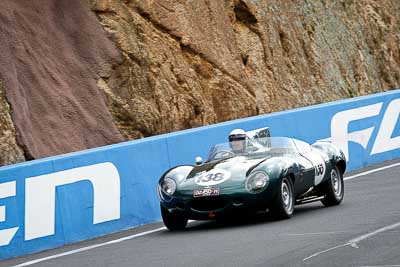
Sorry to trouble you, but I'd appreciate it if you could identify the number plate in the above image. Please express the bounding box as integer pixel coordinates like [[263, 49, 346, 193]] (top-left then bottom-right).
[[193, 188, 220, 198]]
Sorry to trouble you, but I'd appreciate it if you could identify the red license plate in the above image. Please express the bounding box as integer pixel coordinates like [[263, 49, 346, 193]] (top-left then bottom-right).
[[193, 188, 220, 198]]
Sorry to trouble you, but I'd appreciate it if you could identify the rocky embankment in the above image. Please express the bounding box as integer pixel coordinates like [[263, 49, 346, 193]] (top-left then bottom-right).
[[0, 0, 399, 165]]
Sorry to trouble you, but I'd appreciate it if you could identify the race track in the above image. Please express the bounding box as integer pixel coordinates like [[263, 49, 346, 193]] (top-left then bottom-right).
[[3, 159, 400, 267]]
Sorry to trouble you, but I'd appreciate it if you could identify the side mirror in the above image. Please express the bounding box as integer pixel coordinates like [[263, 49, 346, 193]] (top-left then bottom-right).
[[195, 156, 203, 165]]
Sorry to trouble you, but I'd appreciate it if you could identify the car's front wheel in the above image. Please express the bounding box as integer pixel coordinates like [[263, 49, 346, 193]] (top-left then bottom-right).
[[161, 204, 188, 231], [271, 177, 294, 219], [320, 166, 344, 207]]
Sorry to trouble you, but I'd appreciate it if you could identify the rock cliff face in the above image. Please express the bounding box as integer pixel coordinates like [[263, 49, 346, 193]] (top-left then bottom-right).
[[0, 0, 124, 162], [90, 0, 400, 140], [0, 80, 24, 165], [0, 0, 399, 165]]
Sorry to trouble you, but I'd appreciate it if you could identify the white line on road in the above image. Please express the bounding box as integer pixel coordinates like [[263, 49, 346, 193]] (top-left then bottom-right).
[[11, 219, 196, 267], [344, 162, 400, 181], [303, 221, 400, 262], [11, 162, 400, 267], [281, 231, 350, 236], [11, 227, 167, 267], [348, 221, 400, 248]]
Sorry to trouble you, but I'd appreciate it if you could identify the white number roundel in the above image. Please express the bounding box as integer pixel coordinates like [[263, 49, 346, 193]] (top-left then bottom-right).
[[308, 152, 326, 186], [194, 169, 231, 186]]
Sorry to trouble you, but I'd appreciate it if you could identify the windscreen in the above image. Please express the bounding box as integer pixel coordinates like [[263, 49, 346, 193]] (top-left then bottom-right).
[[206, 137, 298, 161]]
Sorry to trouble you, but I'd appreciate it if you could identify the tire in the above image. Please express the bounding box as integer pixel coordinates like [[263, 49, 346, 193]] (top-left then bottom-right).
[[320, 166, 344, 207], [161, 204, 188, 231], [271, 177, 294, 219]]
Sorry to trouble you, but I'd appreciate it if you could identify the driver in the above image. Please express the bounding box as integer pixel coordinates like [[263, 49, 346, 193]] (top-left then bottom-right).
[[228, 129, 247, 154]]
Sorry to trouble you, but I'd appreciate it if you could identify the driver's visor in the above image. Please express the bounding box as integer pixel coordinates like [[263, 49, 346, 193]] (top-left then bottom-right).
[[229, 134, 246, 141]]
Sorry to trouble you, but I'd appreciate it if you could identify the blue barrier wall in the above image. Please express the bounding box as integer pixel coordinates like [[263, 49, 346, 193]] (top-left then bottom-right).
[[0, 89, 399, 259]]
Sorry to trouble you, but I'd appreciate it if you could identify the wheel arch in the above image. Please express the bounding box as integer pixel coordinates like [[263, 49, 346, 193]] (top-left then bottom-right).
[[336, 160, 346, 175], [287, 172, 296, 185], [255, 157, 298, 188]]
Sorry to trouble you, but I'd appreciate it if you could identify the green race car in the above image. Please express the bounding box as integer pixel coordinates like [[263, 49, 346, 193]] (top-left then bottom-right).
[[157, 128, 346, 230]]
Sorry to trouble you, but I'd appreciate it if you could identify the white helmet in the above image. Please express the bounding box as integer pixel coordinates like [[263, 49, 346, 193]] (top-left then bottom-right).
[[228, 129, 247, 153]]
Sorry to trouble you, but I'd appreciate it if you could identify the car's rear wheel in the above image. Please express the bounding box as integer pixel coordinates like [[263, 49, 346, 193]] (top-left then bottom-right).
[[161, 204, 188, 231], [271, 177, 294, 219], [320, 166, 344, 207]]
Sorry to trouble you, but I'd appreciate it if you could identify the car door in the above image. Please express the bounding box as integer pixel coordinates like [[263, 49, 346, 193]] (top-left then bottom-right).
[[294, 139, 327, 187], [291, 140, 316, 195]]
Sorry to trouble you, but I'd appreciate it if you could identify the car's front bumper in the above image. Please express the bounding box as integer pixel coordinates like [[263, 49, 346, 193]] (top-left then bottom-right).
[[160, 182, 279, 220]]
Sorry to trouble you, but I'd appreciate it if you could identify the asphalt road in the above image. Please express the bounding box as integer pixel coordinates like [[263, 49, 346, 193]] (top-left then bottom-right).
[[3, 159, 400, 267]]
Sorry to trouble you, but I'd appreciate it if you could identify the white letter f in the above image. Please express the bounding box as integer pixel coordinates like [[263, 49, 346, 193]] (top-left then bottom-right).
[[329, 103, 382, 160]]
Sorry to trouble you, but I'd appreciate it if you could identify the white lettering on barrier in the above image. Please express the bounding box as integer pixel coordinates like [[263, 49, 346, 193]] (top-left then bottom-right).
[[371, 99, 400, 155], [0, 206, 5, 222], [321, 98, 400, 160], [0, 181, 19, 246], [24, 162, 120, 241], [328, 103, 382, 160]]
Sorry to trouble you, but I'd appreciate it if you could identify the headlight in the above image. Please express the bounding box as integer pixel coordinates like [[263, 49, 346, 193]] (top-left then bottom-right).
[[160, 178, 177, 196], [245, 171, 269, 193]]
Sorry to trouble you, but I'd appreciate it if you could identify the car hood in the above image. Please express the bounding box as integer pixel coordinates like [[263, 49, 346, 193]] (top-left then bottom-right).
[[180, 156, 267, 189]]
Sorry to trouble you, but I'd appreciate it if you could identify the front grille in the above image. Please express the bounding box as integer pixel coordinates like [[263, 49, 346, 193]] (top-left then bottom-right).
[[190, 197, 228, 211]]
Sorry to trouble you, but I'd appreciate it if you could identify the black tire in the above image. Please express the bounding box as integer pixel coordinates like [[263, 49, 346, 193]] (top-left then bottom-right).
[[271, 177, 294, 219], [161, 204, 188, 231], [320, 166, 344, 207]]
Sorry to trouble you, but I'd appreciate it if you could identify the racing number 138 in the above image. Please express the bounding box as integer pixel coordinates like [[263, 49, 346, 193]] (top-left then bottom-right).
[[198, 173, 224, 183], [195, 169, 232, 186]]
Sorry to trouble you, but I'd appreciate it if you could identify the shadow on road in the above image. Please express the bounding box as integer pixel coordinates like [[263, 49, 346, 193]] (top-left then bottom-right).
[[162, 203, 327, 234]]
